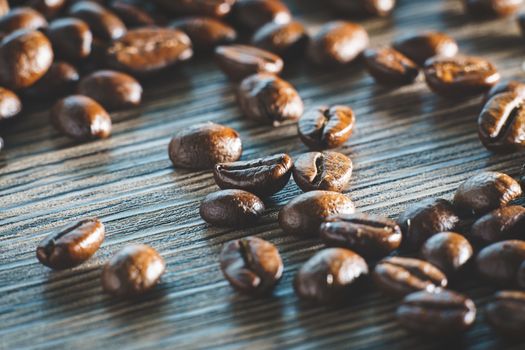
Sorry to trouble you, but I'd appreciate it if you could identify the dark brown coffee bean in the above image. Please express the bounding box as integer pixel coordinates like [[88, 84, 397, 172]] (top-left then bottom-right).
[[486, 291, 525, 338], [213, 153, 293, 197], [69, 1, 127, 41], [106, 27, 193, 76], [518, 261, 525, 288], [24, 61, 79, 100], [320, 213, 402, 258], [470, 206, 525, 245], [252, 21, 308, 59], [78, 70, 142, 111], [233, 0, 291, 31], [0, 0, 8, 17], [51, 95, 112, 140], [393, 32, 458, 66], [0, 30, 54, 90], [364, 47, 419, 85], [102, 244, 165, 298], [0, 7, 47, 34], [308, 21, 369, 66], [110, 1, 156, 28], [0, 87, 22, 122], [26, 0, 66, 19], [298, 105, 355, 150], [420, 232, 473, 276], [154, 0, 236, 18], [294, 248, 368, 304], [453, 171, 522, 218], [292, 151, 353, 193], [171, 17, 237, 52], [477, 240, 525, 286], [398, 198, 459, 250], [36, 218, 105, 270], [200, 189, 265, 227], [168, 122, 242, 170], [215, 45, 283, 82], [484, 80, 525, 104], [397, 290, 476, 336], [220, 237, 283, 295], [279, 190, 355, 236], [328, 0, 396, 17], [46, 18, 93, 61], [465, 0, 523, 17], [237, 73, 303, 126]]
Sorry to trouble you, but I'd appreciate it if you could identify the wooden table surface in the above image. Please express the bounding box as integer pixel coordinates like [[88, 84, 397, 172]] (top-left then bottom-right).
[[2, 1, 525, 349]]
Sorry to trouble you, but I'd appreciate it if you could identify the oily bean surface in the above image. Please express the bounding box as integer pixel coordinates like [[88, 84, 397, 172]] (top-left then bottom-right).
[[484, 80, 525, 103], [233, 0, 291, 31], [393, 31, 458, 65], [69, 1, 127, 41], [171, 17, 236, 52], [24, 61, 79, 100], [0, 7, 47, 34], [154, 0, 236, 18], [470, 206, 525, 245], [46, 18, 93, 61], [252, 21, 308, 59], [363, 47, 419, 85], [420, 232, 473, 276], [476, 240, 525, 287], [200, 189, 265, 227], [0, 87, 22, 122], [465, 0, 523, 17], [215, 45, 283, 82], [486, 291, 525, 338], [328, 0, 396, 17]]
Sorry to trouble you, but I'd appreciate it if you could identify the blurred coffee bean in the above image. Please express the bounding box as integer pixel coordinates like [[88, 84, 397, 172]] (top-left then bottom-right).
[[486, 291, 525, 338], [200, 189, 265, 227], [393, 32, 458, 66], [24, 62, 79, 100], [69, 1, 127, 41], [484, 80, 525, 103], [477, 240, 525, 286], [46, 18, 93, 61], [328, 0, 396, 17], [364, 47, 419, 85], [0, 7, 47, 34], [215, 45, 283, 82], [465, 0, 523, 17], [27, 0, 66, 19], [154, 0, 236, 18], [420, 232, 473, 276], [171, 17, 237, 52], [233, 0, 291, 31], [110, 1, 156, 28], [470, 206, 525, 245], [0, 87, 22, 122], [252, 21, 308, 59]]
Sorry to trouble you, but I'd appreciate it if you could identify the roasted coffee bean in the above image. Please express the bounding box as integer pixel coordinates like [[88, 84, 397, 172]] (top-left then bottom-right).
[[200, 189, 265, 227], [328, 0, 396, 17], [27, 0, 66, 19], [171, 17, 237, 52], [0, 7, 47, 34], [486, 291, 525, 338], [518, 261, 525, 288], [51, 95, 112, 140], [154, 0, 236, 18], [485, 80, 525, 103], [465, 0, 523, 17], [298, 105, 355, 150], [477, 240, 525, 286], [46, 18, 93, 61], [373, 257, 447, 297], [102, 244, 165, 298], [24, 62, 79, 100], [252, 21, 308, 59], [237, 73, 303, 126], [397, 290, 476, 336], [308, 21, 369, 66], [233, 0, 291, 31], [478, 92, 525, 152], [215, 45, 283, 82], [106, 27, 193, 76], [0, 87, 22, 122], [453, 171, 522, 218], [363, 47, 419, 85], [78, 70, 142, 111], [0, 30, 54, 90], [398, 198, 459, 250], [69, 1, 127, 41], [110, 1, 156, 28], [420, 232, 473, 276], [279, 190, 355, 236], [168, 122, 242, 170], [36, 218, 105, 270], [470, 206, 525, 245], [220, 237, 283, 295], [320, 213, 402, 258], [0, 0, 8, 17], [213, 153, 293, 196], [292, 151, 353, 193], [393, 32, 458, 66], [294, 248, 368, 304]]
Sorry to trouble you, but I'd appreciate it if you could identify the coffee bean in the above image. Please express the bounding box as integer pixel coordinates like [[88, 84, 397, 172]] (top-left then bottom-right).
[[51, 95, 112, 140], [279, 190, 355, 236], [397, 290, 476, 336], [308, 21, 369, 66], [252, 21, 308, 59], [106, 27, 193, 76], [233, 0, 291, 31], [292, 151, 353, 193], [320, 213, 402, 258], [453, 171, 522, 218], [154, 0, 236, 18], [485, 80, 525, 104], [200, 189, 265, 227], [171, 17, 237, 52], [398, 198, 459, 250], [470, 206, 525, 245], [220, 237, 283, 295], [215, 45, 283, 82], [168, 122, 242, 170], [24, 62, 79, 100], [393, 32, 458, 66], [102, 244, 165, 298], [27, 0, 66, 19], [465, 0, 523, 17], [213, 153, 293, 197], [0, 87, 22, 123], [237, 73, 303, 126], [424, 55, 500, 97], [477, 240, 525, 286], [486, 291, 525, 338], [46, 18, 93, 61], [110, 1, 156, 28], [420, 232, 473, 276], [0, 7, 47, 35], [294, 248, 368, 304], [373, 257, 447, 297], [518, 261, 525, 288], [69, 1, 127, 41], [78, 70, 142, 111], [328, 0, 396, 17], [364, 47, 419, 85], [36, 218, 105, 270]]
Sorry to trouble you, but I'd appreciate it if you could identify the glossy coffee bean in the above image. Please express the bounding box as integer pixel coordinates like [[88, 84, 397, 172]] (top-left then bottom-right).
[[24, 62, 79, 100], [220, 237, 283, 295], [215, 45, 283, 82], [397, 290, 476, 336], [486, 291, 525, 338], [373, 257, 447, 297], [106, 27, 193, 76], [213, 153, 293, 197], [46, 18, 93, 61], [393, 32, 458, 66], [168, 122, 242, 170], [298, 105, 355, 150], [278, 190, 355, 236], [200, 189, 265, 227], [364, 47, 419, 85], [36, 218, 105, 270], [27, 0, 66, 19], [154, 0, 236, 18], [292, 151, 353, 193], [252, 21, 308, 59], [308, 21, 369, 66], [477, 240, 525, 286], [470, 206, 525, 245], [294, 248, 368, 304], [69, 1, 126, 41], [465, 0, 523, 17], [110, 1, 156, 28], [237, 73, 303, 126], [328, 0, 396, 17], [171, 17, 236, 52], [102, 244, 165, 298], [51, 95, 112, 140], [484, 80, 525, 103], [0, 87, 22, 122], [518, 261, 525, 288], [420, 232, 473, 276], [320, 213, 402, 258], [0, 7, 47, 34], [453, 171, 522, 218], [233, 0, 291, 31], [398, 198, 459, 250]]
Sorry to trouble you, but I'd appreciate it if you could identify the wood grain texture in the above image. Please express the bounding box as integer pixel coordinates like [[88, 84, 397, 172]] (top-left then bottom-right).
[[1, 0, 525, 349]]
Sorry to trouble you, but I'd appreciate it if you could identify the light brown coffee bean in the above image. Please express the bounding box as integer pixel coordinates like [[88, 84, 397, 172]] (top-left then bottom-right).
[[364, 47, 419, 85], [393, 32, 458, 66], [215, 45, 283, 82], [420, 232, 473, 276], [0, 87, 22, 122], [0, 7, 47, 34]]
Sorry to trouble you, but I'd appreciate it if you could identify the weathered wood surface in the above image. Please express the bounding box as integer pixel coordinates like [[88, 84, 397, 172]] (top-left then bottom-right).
[[1, 0, 525, 349]]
